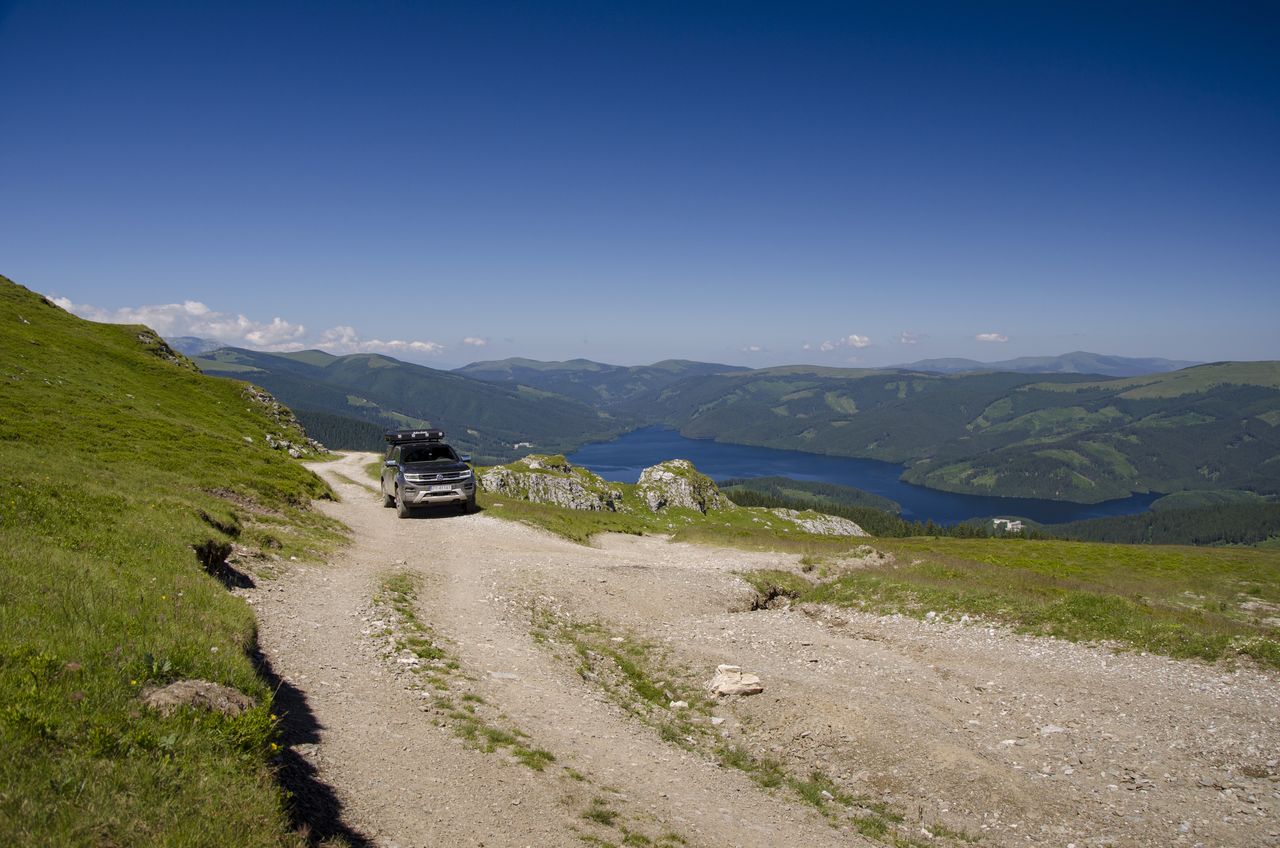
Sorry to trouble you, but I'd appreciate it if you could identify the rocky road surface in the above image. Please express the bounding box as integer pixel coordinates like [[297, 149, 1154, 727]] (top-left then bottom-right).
[[249, 452, 1280, 848]]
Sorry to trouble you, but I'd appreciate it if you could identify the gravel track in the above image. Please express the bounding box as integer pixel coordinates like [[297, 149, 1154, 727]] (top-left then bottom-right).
[[250, 453, 1280, 848]]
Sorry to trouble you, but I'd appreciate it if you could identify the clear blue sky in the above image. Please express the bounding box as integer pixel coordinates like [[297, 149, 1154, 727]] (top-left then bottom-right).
[[2, 1, 1277, 368]]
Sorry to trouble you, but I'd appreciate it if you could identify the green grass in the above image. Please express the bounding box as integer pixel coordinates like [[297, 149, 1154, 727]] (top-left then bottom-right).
[[479, 493, 654, 543], [792, 537, 1280, 666], [0, 277, 340, 846]]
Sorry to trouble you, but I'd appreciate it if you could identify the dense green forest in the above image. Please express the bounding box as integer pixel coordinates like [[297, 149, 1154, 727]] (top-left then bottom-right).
[[719, 476, 901, 513], [293, 409, 387, 451], [1045, 502, 1280, 546], [720, 478, 998, 539]]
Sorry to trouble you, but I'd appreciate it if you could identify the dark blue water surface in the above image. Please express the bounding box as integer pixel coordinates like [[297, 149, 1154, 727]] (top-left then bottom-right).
[[567, 427, 1159, 526]]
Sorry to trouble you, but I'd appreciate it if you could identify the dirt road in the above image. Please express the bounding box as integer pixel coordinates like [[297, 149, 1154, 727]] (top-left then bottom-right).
[[250, 453, 1280, 848]]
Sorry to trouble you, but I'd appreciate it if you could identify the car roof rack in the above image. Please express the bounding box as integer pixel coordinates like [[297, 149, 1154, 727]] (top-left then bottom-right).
[[385, 428, 445, 444]]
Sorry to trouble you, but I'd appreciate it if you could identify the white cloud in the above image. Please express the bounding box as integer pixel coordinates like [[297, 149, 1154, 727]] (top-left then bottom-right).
[[317, 325, 444, 356], [975, 332, 1009, 343], [462, 336, 488, 347], [51, 296, 307, 350], [49, 295, 445, 358], [897, 331, 919, 345], [844, 334, 871, 349], [801, 343, 812, 351], [741, 344, 765, 353], [817, 334, 870, 352]]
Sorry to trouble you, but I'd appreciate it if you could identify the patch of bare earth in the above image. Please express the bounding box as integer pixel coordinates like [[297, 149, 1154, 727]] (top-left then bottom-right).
[[250, 452, 1280, 848]]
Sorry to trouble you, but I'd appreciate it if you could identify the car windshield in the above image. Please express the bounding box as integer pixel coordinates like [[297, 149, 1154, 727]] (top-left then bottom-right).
[[401, 444, 458, 464]]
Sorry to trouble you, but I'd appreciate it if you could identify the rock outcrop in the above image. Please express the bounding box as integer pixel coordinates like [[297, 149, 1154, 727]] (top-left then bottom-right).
[[243, 385, 328, 456], [478, 455, 625, 512], [635, 459, 729, 514], [768, 508, 867, 536]]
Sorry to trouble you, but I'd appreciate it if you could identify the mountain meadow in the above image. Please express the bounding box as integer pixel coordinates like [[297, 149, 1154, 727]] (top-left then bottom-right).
[[0, 276, 345, 846]]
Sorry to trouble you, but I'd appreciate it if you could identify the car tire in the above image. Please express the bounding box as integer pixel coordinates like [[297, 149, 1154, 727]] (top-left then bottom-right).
[[462, 496, 477, 515], [383, 489, 395, 508], [396, 489, 413, 519]]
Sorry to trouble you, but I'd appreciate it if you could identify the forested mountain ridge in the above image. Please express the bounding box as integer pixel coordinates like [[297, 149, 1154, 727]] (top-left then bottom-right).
[[194, 348, 630, 462], [455, 357, 748, 406], [621, 362, 1280, 504], [893, 350, 1199, 376]]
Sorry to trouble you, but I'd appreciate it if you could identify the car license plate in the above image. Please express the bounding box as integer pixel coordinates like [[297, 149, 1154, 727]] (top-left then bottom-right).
[[429, 484, 453, 492]]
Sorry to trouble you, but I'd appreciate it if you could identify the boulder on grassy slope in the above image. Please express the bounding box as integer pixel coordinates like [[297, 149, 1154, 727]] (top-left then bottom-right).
[[478, 455, 625, 512], [636, 459, 730, 514], [141, 680, 256, 717]]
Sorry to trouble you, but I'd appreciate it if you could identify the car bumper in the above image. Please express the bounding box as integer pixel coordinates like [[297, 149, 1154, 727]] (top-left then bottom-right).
[[402, 482, 475, 505]]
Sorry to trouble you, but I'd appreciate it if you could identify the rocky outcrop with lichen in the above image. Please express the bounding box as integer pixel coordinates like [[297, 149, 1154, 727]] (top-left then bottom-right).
[[635, 459, 729, 514], [243, 385, 328, 457], [478, 455, 625, 512], [768, 508, 867, 536]]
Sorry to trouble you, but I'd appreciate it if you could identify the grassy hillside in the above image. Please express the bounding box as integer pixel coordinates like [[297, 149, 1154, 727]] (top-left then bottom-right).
[[196, 348, 631, 462], [625, 363, 1280, 503], [455, 356, 747, 406], [776, 538, 1280, 667], [0, 276, 344, 846]]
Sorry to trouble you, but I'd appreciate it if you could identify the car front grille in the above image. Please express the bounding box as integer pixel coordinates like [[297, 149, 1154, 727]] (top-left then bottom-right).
[[404, 471, 470, 484]]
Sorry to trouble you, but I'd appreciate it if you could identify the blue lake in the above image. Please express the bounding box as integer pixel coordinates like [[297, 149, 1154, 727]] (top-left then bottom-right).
[[567, 427, 1159, 526]]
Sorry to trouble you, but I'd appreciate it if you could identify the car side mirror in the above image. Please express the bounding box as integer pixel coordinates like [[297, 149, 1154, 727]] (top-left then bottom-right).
[[460, 453, 472, 463], [384, 459, 397, 467]]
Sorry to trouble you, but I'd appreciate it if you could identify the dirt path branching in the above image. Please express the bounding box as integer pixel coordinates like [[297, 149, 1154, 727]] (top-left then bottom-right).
[[250, 453, 1280, 848]]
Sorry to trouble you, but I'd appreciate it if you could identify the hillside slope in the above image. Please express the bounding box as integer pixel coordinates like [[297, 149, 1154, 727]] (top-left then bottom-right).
[[0, 275, 343, 846], [625, 363, 1280, 503], [455, 356, 748, 406], [196, 348, 631, 462], [894, 350, 1199, 376]]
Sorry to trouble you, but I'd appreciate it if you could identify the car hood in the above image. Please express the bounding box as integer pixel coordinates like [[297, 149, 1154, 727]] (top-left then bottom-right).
[[401, 461, 471, 475]]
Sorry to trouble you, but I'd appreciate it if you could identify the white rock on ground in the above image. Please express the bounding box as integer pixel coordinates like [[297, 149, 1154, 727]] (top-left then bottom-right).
[[707, 664, 764, 697]]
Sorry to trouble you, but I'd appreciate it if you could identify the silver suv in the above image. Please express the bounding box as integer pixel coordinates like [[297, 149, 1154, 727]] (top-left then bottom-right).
[[381, 430, 476, 518]]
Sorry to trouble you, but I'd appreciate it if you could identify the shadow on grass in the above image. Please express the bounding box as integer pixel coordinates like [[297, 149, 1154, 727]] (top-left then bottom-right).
[[251, 646, 373, 848]]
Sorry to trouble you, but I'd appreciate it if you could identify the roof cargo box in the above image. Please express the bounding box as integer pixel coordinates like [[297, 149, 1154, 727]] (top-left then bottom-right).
[[385, 429, 444, 444]]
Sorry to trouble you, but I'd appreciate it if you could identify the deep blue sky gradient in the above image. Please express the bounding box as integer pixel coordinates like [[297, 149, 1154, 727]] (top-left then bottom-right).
[[2, 1, 1277, 366]]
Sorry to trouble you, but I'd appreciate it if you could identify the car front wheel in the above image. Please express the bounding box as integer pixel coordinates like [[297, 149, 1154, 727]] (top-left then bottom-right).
[[395, 489, 413, 518]]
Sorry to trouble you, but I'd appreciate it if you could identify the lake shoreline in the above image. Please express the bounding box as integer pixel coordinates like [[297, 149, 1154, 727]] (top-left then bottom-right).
[[567, 426, 1158, 526]]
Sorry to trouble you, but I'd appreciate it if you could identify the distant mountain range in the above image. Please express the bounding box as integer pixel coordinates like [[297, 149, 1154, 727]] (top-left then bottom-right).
[[454, 357, 748, 405], [168, 336, 226, 356], [192, 348, 629, 462], [892, 351, 1200, 377], [179, 338, 1279, 504], [618, 361, 1280, 503]]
